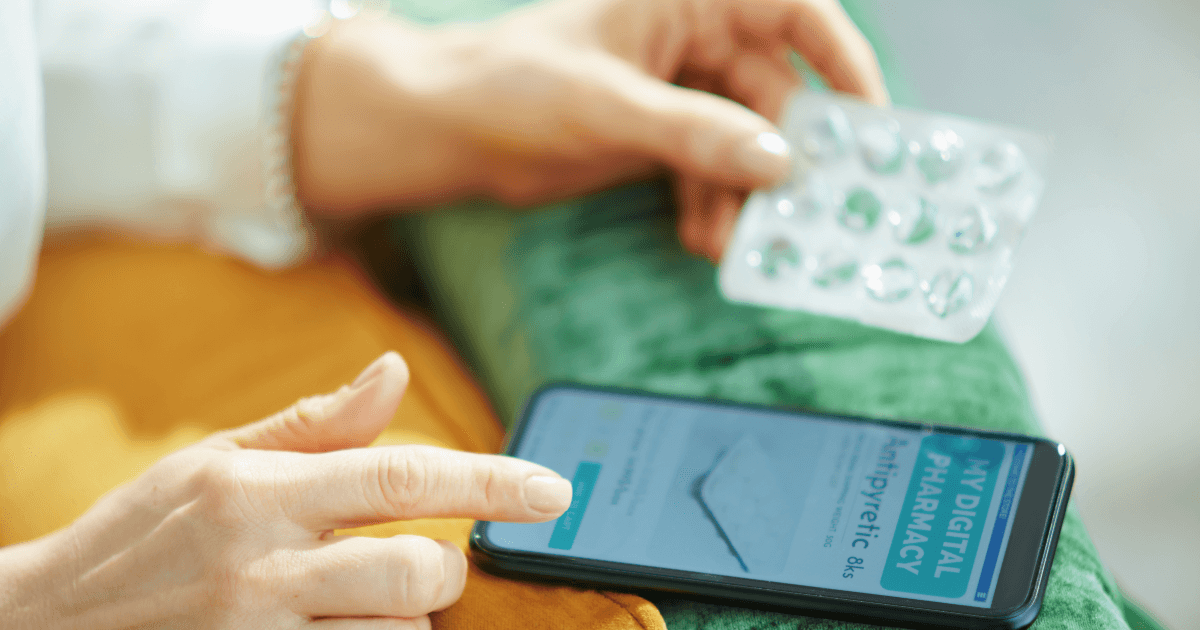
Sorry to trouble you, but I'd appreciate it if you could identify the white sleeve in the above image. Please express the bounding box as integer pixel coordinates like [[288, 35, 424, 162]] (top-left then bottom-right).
[[0, 0, 46, 325], [36, 0, 323, 268]]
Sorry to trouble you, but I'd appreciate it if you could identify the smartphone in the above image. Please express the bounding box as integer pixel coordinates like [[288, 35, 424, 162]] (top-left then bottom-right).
[[471, 384, 1074, 630]]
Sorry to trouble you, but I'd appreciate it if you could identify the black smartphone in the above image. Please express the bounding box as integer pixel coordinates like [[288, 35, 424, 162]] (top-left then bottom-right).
[[471, 384, 1074, 630]]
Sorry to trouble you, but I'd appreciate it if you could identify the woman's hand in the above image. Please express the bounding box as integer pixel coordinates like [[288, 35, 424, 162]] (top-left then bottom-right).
[[0, 352, 571, 630], [291, 0, 886, 260]]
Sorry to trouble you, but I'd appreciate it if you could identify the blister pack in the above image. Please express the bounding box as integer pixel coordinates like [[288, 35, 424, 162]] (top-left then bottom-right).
[[718, 91, 1050, 342]]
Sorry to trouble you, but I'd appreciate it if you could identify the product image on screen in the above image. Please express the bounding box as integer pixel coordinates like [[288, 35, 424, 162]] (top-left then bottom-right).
[[485, 389, 1033, 607]]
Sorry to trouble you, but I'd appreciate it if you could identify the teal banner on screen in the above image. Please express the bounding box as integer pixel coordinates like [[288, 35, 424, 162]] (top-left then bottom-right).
[[548, 461, 602, 550], [880, 435, 1004, 598]]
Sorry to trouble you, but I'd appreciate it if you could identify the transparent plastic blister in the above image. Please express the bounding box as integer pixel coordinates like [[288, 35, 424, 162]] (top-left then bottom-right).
[[718, 91, 1050, 343]]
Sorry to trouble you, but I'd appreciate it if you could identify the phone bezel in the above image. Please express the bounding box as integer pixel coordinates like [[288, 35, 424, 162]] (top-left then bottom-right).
[[471, 383, 1074, 630]]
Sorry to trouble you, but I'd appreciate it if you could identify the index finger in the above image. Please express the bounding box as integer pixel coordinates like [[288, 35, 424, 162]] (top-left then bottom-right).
[[734, 0, 888, 105], [285, 445, 573, 530]]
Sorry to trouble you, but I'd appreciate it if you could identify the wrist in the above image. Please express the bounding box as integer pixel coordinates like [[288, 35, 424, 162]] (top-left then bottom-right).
[[291, 16, 490, 214], [0, 524, 185, 630], [0, 534, 72, 630]]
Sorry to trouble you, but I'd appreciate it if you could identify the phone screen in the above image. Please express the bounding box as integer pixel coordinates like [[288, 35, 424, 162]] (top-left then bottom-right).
[[485, 388, 1034, 608]]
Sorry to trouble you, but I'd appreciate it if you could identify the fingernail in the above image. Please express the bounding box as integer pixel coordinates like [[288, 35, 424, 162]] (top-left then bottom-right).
[[431, 540, 469, 612], [352, 351, 398, 388], [757, 131, 790, 157], [317, 352, 397, 417], [734, 132, 791, 183], [525, 475, 572, 514]]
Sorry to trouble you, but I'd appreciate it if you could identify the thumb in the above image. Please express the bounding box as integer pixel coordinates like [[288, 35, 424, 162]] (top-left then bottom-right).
[[586, 59, 792, 188], [222, 351, 409, 453]]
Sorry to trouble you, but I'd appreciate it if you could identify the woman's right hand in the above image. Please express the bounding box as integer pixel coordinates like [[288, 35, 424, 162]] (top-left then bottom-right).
[[0, 352, 572, 629], [292, 0, 886, 261]]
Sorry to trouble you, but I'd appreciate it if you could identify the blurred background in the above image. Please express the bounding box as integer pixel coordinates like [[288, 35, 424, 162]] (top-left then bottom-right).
[[868, 2, 1199, 627]]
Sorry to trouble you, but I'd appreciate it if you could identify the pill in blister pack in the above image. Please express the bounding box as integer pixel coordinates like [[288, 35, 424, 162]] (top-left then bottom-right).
[[718, 91, 1050, 343]]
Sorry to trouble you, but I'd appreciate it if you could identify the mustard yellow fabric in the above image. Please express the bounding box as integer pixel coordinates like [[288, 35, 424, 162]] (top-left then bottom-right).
[[0, 235, 665, 630]]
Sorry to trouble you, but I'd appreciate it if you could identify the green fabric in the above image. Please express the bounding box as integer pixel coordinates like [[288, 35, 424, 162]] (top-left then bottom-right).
[[1121, 599, 1170, 630], [382, 1, 1164, 629], [393, 189, 1135, 630]]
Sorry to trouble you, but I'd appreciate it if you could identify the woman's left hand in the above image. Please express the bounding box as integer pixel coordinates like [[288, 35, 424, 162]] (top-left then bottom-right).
[[292, 0, 887, 260], [0, 352, 571, 629]]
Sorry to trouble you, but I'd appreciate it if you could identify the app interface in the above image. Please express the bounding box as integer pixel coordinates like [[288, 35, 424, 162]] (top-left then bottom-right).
[[486, 390, 1033, 607]]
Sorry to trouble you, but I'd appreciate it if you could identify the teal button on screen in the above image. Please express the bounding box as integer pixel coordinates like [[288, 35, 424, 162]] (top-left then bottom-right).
[[548, 462, 602, 550]]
